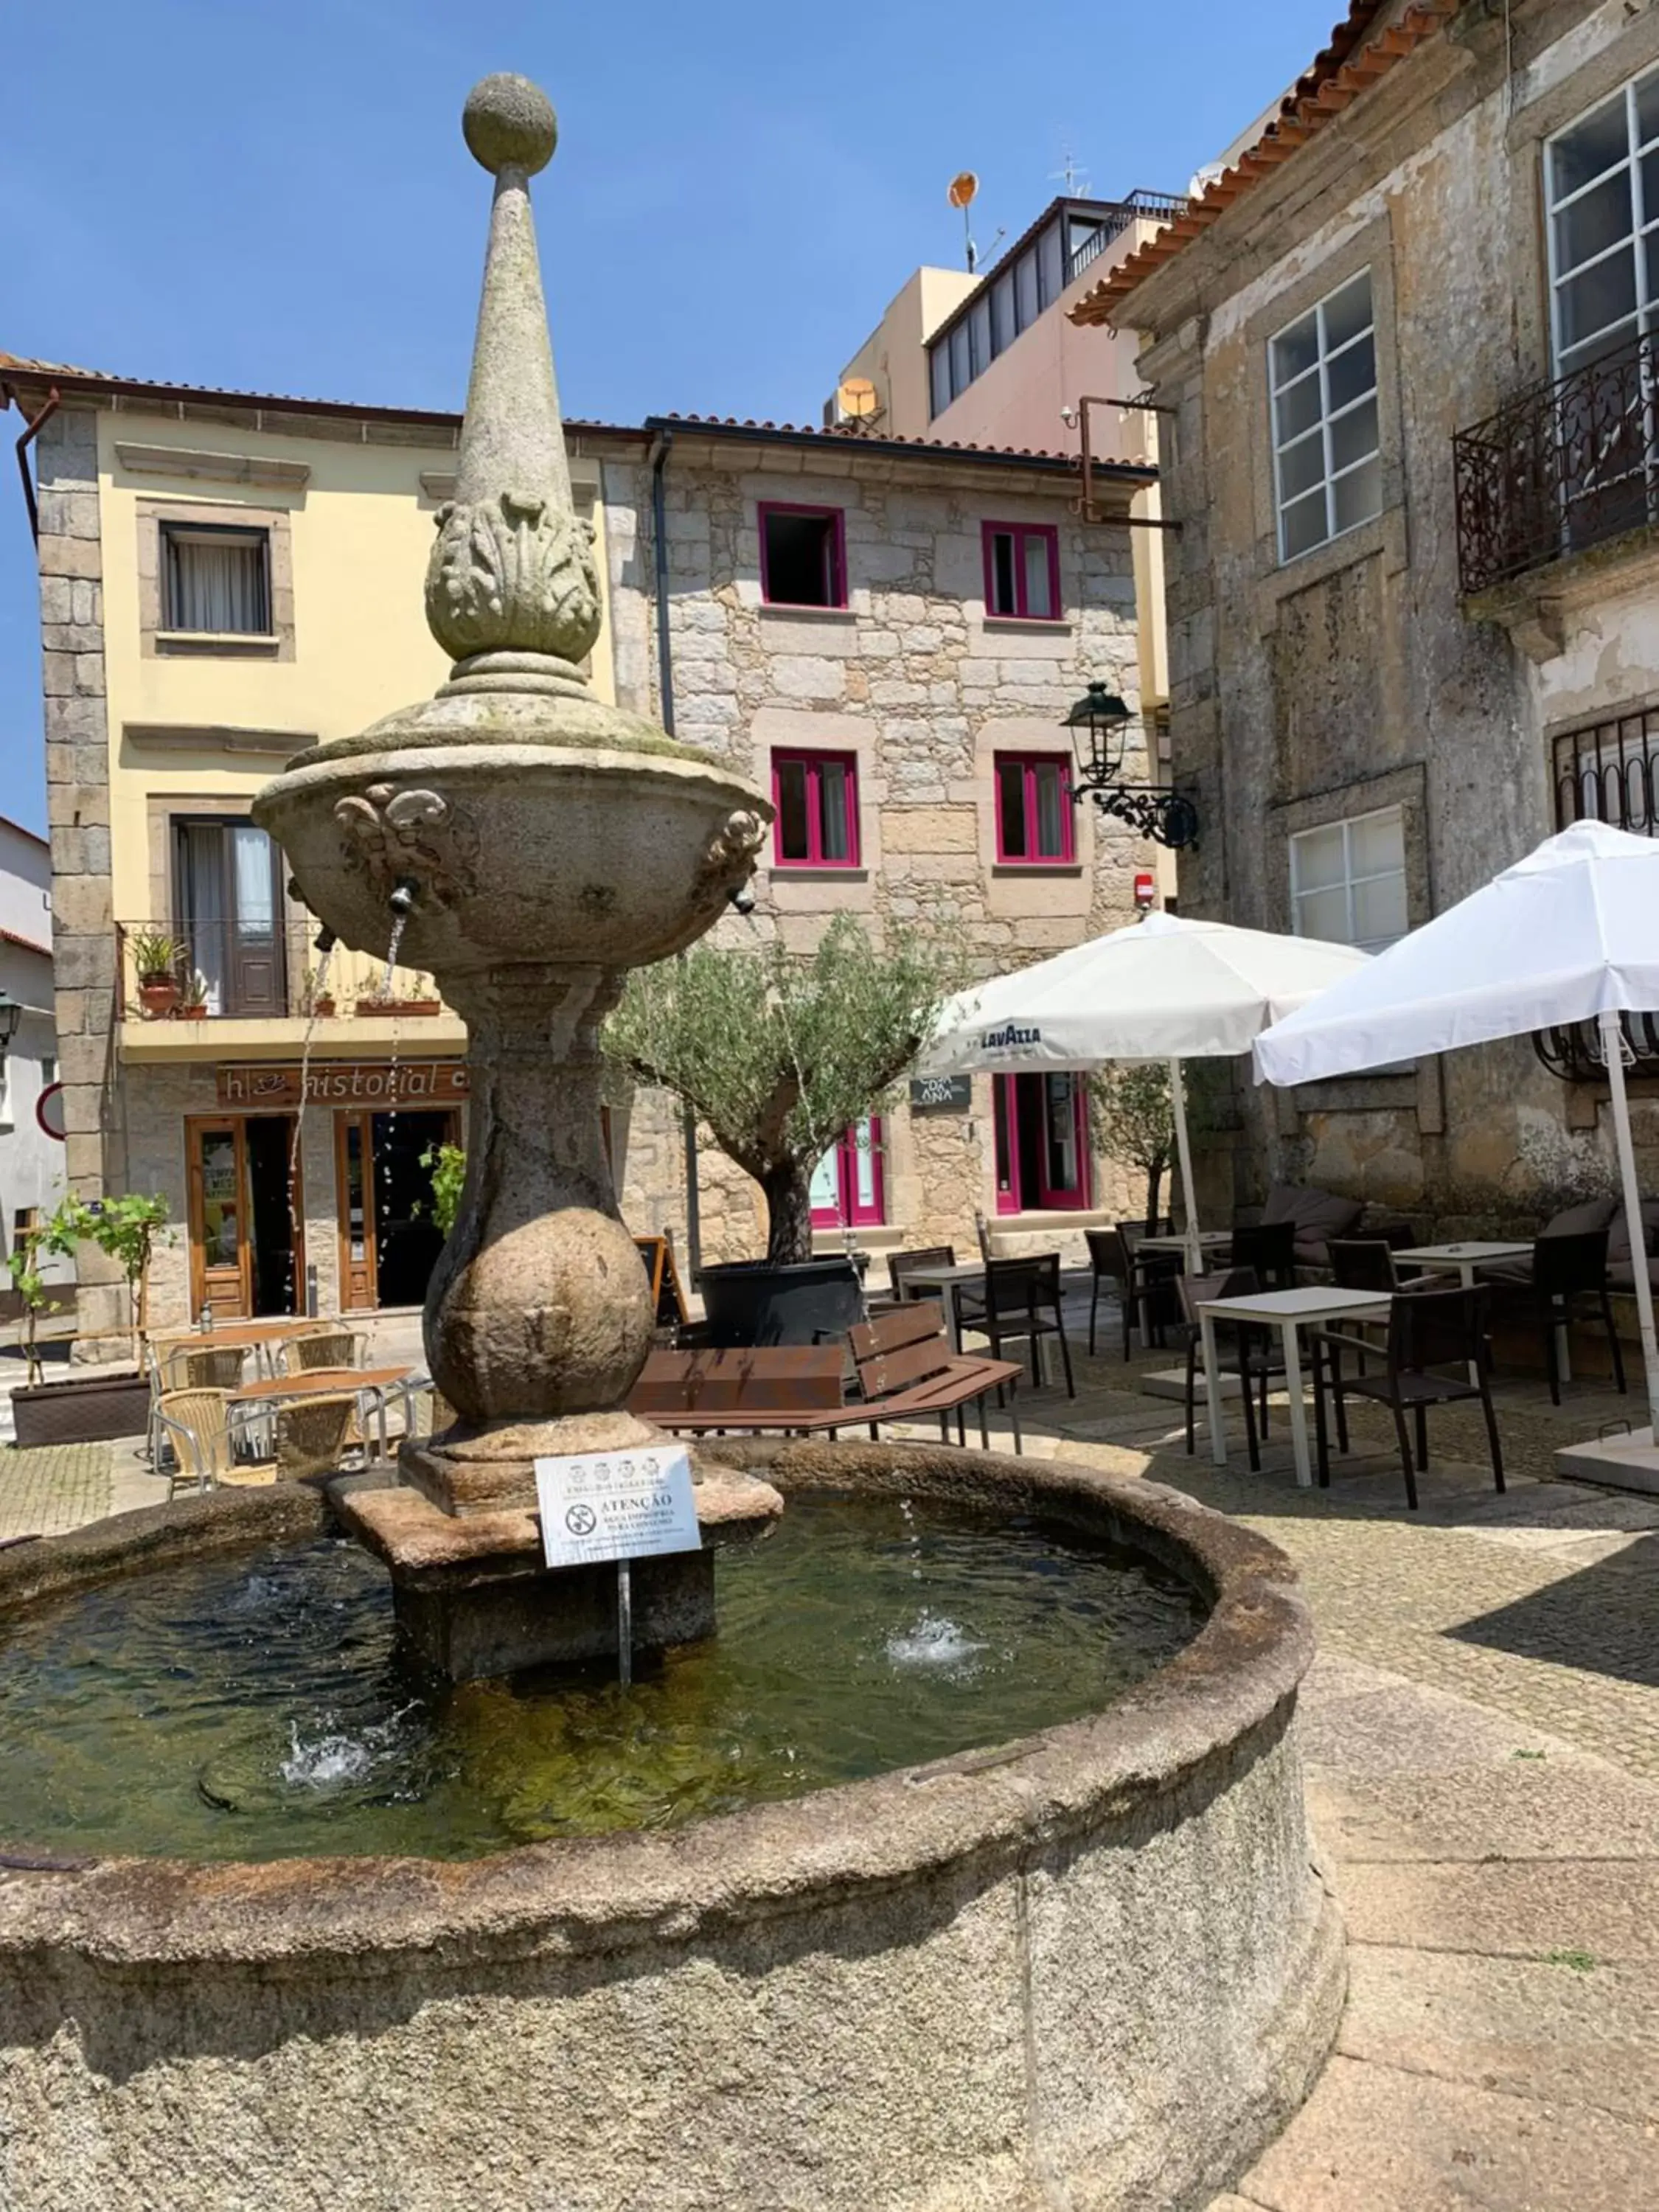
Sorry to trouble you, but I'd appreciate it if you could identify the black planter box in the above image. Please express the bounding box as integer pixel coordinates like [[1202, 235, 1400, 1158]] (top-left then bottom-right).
[[10, 1372, 150, 1448], [698, 1257, 865, 1348]]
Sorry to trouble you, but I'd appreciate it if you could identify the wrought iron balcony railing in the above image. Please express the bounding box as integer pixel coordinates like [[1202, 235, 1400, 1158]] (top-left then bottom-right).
[[116, 919, 448, 1025], [1454, 332, 1659, 597]]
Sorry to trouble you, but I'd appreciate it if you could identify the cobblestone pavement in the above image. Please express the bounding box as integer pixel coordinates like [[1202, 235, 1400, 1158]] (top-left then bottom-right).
[[1004, 1341, 1659, 1784], [0, 1441, 115, 1542]]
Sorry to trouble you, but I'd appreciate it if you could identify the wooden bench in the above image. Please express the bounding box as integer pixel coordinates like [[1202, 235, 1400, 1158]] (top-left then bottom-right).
[[847, 1301, 1024, 1454], [628, 1345, 851, 1434]]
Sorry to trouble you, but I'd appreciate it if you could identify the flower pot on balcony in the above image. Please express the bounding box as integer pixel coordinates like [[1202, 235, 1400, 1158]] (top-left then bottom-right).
[[356, 998, 442, 1018], [137, 978, 180, 1018], [178, 1005, 209, 1022], [11, 1371, 151, 1448], [310, 995, 337, 1020]]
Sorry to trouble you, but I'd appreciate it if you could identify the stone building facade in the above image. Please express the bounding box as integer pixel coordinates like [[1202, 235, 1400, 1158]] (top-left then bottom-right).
[[1072, 0, 1659, 1226], [2, 358, 1155, 1345]]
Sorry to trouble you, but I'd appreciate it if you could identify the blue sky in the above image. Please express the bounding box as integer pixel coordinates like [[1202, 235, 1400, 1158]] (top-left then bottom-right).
[[0, 0, 1346, 836]]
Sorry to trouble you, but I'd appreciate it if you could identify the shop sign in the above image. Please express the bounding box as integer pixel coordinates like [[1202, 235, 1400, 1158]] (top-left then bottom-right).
[[216, 1062, 470, 1109], [908, 1074, 973, 1114]]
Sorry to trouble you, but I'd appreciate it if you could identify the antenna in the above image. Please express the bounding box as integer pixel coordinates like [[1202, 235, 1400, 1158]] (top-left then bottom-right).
[[1051, 145, 1089, 197], [947, 170, 978, 271], [835, 377, 881, 427]]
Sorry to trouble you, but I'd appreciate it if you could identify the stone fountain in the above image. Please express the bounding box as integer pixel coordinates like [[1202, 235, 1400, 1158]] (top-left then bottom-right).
[[0, 80, 1345, 2212], [253, 72, 778, 1677]]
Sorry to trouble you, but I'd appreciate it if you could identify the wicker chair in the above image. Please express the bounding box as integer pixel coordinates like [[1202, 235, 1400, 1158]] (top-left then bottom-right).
[[161, 1343, 246, 1392], [279, 1326, 362, 1375], [155, 1386, 360, 1489]]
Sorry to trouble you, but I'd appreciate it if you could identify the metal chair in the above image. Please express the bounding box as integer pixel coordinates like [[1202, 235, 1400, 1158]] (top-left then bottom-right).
[[1115, 1219, 1183, 1351], [888, 1245, 957, 1305], [953, 1253, 1076, 1397], [1310, 1285, 1504, 1510], [1228, 1220, 1298, 1291], [154, 1388, 235, 1493], [162, 1342, 246, 1392], [1175, 1267, 1286, 1470], [279, 1326, 362, 1375], [1484, 1228, 1626, 1404]]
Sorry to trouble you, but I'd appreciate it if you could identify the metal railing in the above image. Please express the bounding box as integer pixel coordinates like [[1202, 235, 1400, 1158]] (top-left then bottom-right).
[[1454, 331, 1659, 596], [1534, 705, 1659, 1080], [116, 919, 446, 1023], [1065, 192, 1189, 283]]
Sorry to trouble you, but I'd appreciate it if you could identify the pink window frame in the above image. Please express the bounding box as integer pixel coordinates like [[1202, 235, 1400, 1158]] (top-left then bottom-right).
[[993, 751, 1075, 865], [810, 1118, 886, 1228], [771, 748, 861, 869], [758, 501, 848, 609], [992, 1074, 1091, 1215], [981, 521, 1061, 620]]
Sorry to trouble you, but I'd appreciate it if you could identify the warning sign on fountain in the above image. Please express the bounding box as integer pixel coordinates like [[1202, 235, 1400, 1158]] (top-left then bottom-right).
[[533, 1444, 701, 1569]]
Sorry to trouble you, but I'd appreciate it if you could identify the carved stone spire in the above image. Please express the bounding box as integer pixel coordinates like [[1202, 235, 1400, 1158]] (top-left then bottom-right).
[[425, 73, 602, 697]]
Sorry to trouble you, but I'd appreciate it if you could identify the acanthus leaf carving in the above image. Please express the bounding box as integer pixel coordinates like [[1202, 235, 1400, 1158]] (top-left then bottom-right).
[[425, 487, 602, 666]]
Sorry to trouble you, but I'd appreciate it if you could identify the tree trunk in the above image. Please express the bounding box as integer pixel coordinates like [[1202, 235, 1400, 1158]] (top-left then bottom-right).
[[1144, 1161, 1164, 1235], [761, 1161, 816, 1265]]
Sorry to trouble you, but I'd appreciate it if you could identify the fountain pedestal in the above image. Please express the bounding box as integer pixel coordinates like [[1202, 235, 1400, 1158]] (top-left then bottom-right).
[[251, 73, 776, 1679]]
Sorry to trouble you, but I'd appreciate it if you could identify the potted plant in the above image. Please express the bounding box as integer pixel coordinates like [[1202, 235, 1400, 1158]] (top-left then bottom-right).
[[606, 915, 960, 1346], [4, 1205, 79, 1387], [178, 971, 211, 1020], [7, 1193, 167, 1446], [129, 930, 183, 1018], [356, 982, 442, 1017], [302, 962, 337, 1020]]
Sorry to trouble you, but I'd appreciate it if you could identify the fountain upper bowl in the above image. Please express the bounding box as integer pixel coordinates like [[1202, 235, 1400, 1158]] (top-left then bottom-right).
[[252, 690, 771, 972]]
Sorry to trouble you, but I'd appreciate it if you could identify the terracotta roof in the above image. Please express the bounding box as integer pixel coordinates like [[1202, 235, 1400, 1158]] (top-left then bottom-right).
[[1068, 0, 1462, 327], [0, 813, 49, 852], [0, 357, 1152, 477], [647, 410, 1154, 476], [0, 927, 52, 960]]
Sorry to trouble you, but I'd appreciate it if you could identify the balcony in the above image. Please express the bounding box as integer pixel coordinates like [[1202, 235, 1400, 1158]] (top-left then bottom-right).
[[1455, 333, 1659, 600], [117, 918, 461, 1050]]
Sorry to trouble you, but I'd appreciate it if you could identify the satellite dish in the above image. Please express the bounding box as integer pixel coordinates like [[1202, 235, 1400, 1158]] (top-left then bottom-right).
[[837, 377, 879, 421], [947, 171, 978, 210]]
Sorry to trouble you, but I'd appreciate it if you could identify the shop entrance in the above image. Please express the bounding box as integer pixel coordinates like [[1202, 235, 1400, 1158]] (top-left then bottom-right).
[[335, 1109, 456, 1311], [187, 1114, 304, 1321]]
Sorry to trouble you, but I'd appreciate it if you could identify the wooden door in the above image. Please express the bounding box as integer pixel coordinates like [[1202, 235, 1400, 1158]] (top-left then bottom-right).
[[187, 1118, 252, 1319], [335, 1111, 377, 1311], [174, 819, 287, 1018]]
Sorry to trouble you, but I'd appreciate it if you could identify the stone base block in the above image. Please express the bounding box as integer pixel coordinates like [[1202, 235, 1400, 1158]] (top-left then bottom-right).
[[1138, 1366, 1244, 1405], [401, 1408, 661, 1517], [334, 1467, 783, 1680], [1554, 1425, 1659, 1495]]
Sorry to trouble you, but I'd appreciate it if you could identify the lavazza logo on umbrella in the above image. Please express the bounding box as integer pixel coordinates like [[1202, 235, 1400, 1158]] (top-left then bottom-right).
[[980, 1023, 1043, 1051]]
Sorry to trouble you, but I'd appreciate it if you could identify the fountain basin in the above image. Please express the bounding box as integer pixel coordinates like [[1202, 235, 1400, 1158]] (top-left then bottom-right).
[[0, 1444, 1342, 2212]]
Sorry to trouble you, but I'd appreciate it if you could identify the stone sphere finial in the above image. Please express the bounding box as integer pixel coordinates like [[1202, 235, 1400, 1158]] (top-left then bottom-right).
[[462, 74, 557, 175]]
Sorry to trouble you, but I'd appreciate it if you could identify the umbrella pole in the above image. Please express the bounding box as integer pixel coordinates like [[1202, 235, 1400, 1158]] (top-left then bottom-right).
[[1169, 1056, 1203, 1277], [1600, 1009, 1659, 1436]]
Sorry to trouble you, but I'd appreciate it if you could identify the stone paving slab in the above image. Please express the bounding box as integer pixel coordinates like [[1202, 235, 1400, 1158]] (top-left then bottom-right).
[[0, 1442, 113, 1542], [1338, 1857, 1659, 1962]]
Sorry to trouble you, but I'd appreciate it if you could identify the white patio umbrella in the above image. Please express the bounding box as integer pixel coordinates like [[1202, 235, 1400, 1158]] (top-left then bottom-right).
[[1253, 819, 1659, 1436], [918, 911, 1370, 1272]]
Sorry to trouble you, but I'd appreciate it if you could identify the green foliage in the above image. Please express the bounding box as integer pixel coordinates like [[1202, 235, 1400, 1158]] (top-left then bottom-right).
[[1540, 1949, 1599, 1973], [60, 1192, 170, 1352], [1091, 1061, 1176, 1231], [607, 916, 962, 1262], [419, 1142, 467, 1239], [6, 1198, 81, 1385], [129, 930, 183, 982]]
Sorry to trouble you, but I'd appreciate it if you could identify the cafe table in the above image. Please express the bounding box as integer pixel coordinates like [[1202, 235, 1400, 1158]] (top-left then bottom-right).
[[1194, 1285, 1394, 1487], [229, 1363, 416, 1459], [898, 1262, 989, 1354], [156, 1316, 346, 1380]]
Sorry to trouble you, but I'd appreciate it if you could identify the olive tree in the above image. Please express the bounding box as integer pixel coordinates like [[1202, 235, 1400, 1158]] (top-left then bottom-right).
[[1091, 1061, 1175, 1234], [606, 915, 960, 1265]]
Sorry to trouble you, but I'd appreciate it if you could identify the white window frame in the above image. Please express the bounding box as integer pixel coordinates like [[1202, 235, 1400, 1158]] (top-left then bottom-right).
[[1545, 66, 1659, 379], [1288, 804, 1407, 953], [1269, 270, 1380, 563]]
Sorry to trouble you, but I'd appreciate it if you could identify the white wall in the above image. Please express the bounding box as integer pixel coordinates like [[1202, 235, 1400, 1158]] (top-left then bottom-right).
[[0, 822, 66, 1269]]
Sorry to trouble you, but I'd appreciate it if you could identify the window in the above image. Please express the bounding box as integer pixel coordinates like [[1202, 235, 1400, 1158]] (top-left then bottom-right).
[[39, 1056, 55, 1089], [1545, 69, 1659, 378], [995, 753, 1074, 863], [771, 750, 860, 867], [1270, 270, 1380, 562], [173, 818, 287, 1015], [994, 1074, 1090, 1214], [983, 521, 1059, 619], [759, 504, 846, 609], [1289, 806, 1407, 951], [810, 1118, 886, 1228], [1553, 703, 1659, 835], [161, 523, 271, 634]]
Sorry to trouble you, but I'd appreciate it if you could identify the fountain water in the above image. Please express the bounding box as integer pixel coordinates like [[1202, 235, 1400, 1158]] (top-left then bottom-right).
[[0, 76, 1343, 2212]]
